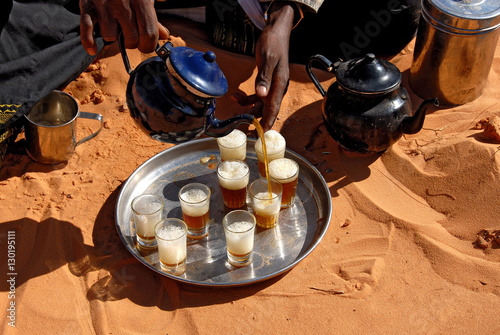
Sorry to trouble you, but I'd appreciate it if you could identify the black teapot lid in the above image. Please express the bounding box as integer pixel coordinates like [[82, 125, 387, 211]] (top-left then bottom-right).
[[166, 45, 228, 98], [335, 53, 401, 94]]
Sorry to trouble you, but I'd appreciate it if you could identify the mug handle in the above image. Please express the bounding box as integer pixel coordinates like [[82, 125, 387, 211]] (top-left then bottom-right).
[[76, 112, 103, 146]]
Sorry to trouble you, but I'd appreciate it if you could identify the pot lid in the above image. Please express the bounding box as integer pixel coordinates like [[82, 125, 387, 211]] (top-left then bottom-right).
[[335, 54, 401, 94], [423, 0, 500, 31], [166, 46, 228, 98]]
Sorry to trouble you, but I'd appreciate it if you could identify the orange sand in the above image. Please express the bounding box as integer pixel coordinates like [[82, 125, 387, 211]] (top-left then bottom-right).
[[1, 17, 499, 334]]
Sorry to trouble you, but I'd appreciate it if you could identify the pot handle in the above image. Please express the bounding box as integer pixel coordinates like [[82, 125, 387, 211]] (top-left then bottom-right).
[[306, 55, 334, 97], [76, 112, 103, 146], [118, 33, 133, 75], [118, 32, 166, 75]]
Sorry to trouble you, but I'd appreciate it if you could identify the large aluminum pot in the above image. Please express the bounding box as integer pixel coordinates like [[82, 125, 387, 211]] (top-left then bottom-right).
[[409, 0, 500, 106]]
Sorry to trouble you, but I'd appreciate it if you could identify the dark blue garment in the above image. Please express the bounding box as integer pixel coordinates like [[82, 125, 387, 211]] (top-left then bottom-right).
[[290, 0, 422, 62], [0, 0, 104, 130]]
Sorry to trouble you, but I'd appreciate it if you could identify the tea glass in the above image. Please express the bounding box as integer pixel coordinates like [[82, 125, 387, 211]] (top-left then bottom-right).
[[248, 178, 282, 229], [217, 129, 247, 161], [222, 210, 257, 267], [155, 218, 188, 276], [131, 194, 164, 248], [178, 183, 211, 239], [268, 158, 299, 208], [217, 160, 250, 209]]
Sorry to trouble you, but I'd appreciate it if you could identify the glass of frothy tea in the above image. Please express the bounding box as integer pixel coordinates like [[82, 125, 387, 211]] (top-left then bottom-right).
[[269, 158, 299, 208], [131, 194, 164, 248], [155, 218, 188, 276], [178, 183, 211, 239], [217, 129, 247, 161], [217, 160, 250, 209], [222, 210, 256, 267], [254, 130, 286, 177], [248, 177, 283, 229]]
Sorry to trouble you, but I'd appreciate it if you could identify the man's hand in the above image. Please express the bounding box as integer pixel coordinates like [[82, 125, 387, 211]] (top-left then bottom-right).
[[233, 2, 295, 131], [79, 0, 169, 55]]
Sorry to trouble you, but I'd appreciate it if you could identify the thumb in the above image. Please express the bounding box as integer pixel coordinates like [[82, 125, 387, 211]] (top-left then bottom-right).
[[255, 61, 271, 98], [256, 84, 268, 97]]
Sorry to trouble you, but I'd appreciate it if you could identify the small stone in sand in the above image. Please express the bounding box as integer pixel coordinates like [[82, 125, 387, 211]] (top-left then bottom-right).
[[475, 116, 500, 143], [482, 116, 500, 143], [474, 229, 500, 249]]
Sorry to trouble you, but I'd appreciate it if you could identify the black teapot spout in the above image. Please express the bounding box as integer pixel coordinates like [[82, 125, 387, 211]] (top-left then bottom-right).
[[205, 112, 255, 138], [401, 98, 439, 134]]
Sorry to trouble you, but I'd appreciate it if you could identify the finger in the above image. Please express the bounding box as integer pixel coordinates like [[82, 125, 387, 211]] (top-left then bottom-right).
[[132, 0, 160, 53], [80, 13, 97, 55], [261, 79, 288, 131], [110, 3, 139, 49], [260, 102, 279, 131], [255, 67, 272, 99], [116, 10, 139, 50], [98, 12, 120, 43], [254, 47, 276, 98]]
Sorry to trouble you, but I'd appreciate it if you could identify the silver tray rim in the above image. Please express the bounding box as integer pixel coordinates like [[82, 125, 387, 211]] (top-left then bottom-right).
[[115, 137, 332, 287]]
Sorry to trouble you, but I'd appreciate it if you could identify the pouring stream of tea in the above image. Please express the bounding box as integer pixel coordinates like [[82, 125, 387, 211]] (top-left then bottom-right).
[[253, 119, 273, 195]]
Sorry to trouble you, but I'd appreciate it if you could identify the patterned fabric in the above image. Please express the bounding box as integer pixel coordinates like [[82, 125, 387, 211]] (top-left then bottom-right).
[[207, 0, 261, 56], [206, 0, 322, 56], [0, 104, 21, 167], [259, 0, 323, 13]]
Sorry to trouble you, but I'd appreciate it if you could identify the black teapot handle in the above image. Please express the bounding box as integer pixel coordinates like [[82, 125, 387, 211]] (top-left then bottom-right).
[[118, 32, 133, 75], [118, 32, 168, 75], [306, 55, 335, 97]]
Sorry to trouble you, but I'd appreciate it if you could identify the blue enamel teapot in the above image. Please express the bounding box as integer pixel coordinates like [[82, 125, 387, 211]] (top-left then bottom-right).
[[119, 38, 254, 143]]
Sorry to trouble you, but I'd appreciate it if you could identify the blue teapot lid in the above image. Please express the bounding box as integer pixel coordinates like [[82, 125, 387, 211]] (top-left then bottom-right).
[[166, 45, 228, 98]]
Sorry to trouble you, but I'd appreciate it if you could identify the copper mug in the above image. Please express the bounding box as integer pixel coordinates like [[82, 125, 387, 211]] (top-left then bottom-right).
[[24, 90, 103, 164]]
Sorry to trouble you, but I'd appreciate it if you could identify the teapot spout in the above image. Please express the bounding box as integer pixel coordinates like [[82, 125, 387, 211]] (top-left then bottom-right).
[[401, 98, 439, 134], [204, 113, 255, 138]]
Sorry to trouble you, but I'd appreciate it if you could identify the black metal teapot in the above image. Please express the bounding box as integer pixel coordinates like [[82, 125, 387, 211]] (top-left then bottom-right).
[[306, 53, 438, 154], [119, 38, 254, 143]]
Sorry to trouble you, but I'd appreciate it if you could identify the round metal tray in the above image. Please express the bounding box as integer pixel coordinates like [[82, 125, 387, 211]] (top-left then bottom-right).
[[115, 138, 332, 287]]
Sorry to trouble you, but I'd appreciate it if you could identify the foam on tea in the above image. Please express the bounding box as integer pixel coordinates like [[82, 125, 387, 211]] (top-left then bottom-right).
[[217, 160, 250, 189], [269, 158, 299, 208], [226, 221, 255, 254], [252, 192, 281, 214], [255, 129, 286, 159], [156, 224, 186, 241], [180, 188, 210, 216], [254, 129, 286, 179], [269, 158, 298, 183]]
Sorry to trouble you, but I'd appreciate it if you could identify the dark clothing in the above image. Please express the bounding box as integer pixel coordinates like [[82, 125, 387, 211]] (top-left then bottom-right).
[[0, 0, 103, 130], [203, 0, 421, 63], [289, 0, 421, 63]]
